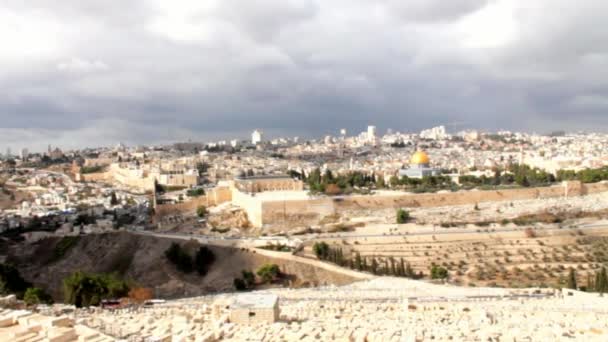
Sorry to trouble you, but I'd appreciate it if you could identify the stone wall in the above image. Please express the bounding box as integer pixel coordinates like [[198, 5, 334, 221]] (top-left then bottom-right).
[[154, 196, 209, 217], [261, 198, 335, 228], [231, 188, 263, 227], [256, 181, 608, 228], [77, 172, 111, 183], [153, 186, 232, 218], [153, 180, 608, 228]]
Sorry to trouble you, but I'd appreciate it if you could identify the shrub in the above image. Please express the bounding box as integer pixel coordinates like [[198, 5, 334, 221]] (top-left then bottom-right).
[[313, 242, 330, 260], [430, 265, 449, 280], [0, 263, 31, 299], [257, 264, 280, 283], [233, 278, 247, 291], [196, 205, 208, 218], [187, 188, 205, 197], [194, 246, 215, 276], [164, 243, 193, 273], [396, 209, 410, 224], [23, 287, 53, 305], [52, 236, 80, 262], [63, 272, 129, 308], [242, 271, 255, 288], [80, 165, 105, 174], [234, 270, 256, 291]]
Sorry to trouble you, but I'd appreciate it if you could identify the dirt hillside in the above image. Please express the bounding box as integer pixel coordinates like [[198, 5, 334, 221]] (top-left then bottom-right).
[[3, 232, 356, 301]]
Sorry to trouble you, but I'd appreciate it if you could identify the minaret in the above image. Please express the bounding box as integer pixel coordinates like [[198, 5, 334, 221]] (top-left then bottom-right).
[[519, 147, 525, 165]]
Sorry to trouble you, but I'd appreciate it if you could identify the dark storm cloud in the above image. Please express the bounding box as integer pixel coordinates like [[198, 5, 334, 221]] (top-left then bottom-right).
[[1, 0, 608, 151]]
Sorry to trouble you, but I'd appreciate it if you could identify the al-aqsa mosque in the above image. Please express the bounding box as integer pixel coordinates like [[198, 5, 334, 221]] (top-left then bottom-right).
[[399, 150, 441, 179]]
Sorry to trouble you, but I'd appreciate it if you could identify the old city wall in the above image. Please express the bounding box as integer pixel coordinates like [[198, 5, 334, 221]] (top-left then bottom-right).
[[154, 196, 209, 217], [260, 198, 335, 228], [232, 189, 264, 227], [258, 181, 608, 227], [78, 172, 111, 182], [153, 186, 232, 217], [334, 184, 569, 211], [581, 181, 608, 195]]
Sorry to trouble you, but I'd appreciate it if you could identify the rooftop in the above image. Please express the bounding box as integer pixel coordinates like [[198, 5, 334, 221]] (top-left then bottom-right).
[[231, 293, 278, 309]]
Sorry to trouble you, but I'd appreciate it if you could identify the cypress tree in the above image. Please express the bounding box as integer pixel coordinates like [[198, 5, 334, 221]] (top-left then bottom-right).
[[598, 267, 608, 294], [355, 252, 362, 271], [405, 263, 414, 278], [566, 268, 577, 290]]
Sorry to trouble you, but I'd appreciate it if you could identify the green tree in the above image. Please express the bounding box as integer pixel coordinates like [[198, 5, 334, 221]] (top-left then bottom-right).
[[355, 252, 363, 271], [405, 262, 414, 278], [257, 264, 280, 283], [566, 268, 577, 290], [313, 242, 330, 260], [430, 265, 448, 280], [376, 175, 386, 189], [371, 258, 378, 275], [596, 267, 608, 294], [396, 209, 410, 224], [164, 243, 193, 273], [242, 270, 255, 288], [63, 272, 129, 308], [233, 278, 247, 291], [196, 205, 208, 218], [194, 246, 215, 276], [0, 263, 31, 298], [389, 176, 400, 188], [24, 287, 53, 305]]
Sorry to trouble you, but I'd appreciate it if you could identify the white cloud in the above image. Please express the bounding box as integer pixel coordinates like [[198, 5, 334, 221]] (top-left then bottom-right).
[[57, 58, 109, 73]]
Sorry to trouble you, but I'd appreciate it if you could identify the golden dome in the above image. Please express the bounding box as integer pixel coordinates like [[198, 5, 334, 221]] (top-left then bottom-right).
[[410, 151, 430, 165]]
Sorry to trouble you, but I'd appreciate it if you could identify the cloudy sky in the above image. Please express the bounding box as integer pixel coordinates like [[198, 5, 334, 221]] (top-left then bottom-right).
[[1, 0, 608, 152]]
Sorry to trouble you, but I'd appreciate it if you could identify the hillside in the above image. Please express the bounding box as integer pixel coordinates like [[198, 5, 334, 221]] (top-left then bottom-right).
[[2, 232, 357, 301], [301, 225, 608, 288]]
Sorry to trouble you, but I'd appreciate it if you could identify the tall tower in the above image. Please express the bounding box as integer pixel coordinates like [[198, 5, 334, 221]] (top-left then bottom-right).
[[252, 130, 263, 145], [367, 125, 377, 144]]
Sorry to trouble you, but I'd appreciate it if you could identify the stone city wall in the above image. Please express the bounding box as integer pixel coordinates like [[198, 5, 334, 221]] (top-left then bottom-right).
[[261, 198, 335, 228], [153, 186, 232, 219], [77, 171, 111, 183], [154, 196, 209, 217], [257, 181, 608, 227], [231, 188, 264, 227]]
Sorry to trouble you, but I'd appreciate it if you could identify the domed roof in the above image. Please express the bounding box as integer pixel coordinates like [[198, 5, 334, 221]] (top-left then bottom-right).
[[410, 151, 430, 165]]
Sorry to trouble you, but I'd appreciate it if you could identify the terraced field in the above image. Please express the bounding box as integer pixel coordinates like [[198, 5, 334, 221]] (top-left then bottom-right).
[[301, 226, 608, 288]]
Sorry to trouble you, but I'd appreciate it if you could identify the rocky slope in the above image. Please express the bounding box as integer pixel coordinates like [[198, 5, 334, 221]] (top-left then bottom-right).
[[2, 232, 356, 301]]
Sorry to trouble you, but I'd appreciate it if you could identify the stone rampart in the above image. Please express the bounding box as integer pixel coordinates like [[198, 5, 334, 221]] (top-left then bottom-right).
[[257, 181, 608, 227]]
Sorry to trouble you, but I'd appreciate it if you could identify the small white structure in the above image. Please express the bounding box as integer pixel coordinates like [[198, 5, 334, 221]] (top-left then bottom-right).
[[227, 294, 279, 325]]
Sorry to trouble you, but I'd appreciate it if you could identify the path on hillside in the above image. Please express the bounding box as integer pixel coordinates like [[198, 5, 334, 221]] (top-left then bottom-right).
[[135, 231, 375, 280]]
